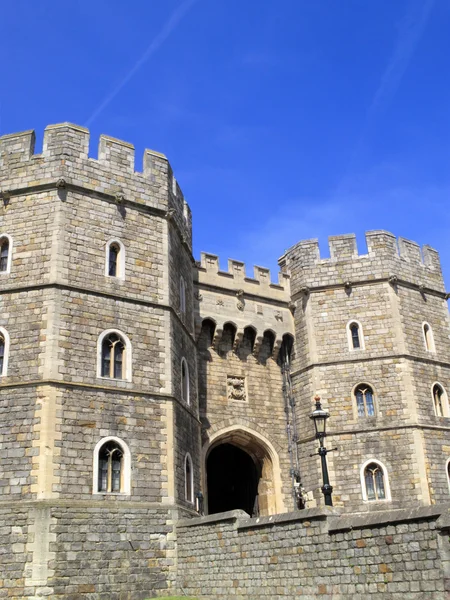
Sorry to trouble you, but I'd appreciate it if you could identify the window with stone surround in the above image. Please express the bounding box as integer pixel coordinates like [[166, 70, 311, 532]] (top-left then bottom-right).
[[93, 437, 131, 495], [423, 323, 436, 353], [181, 358, 190, 405], [185, 453, 194, 503], [354, 384, 375, 418], [346, 320, 364, 351], [97, 329, 132, 381], [360, 459, 391, 502], [432, 383, 448, 417], [0, 327, 10, 377], [0, 235, 12, 274], [105, 238, 125, 279]]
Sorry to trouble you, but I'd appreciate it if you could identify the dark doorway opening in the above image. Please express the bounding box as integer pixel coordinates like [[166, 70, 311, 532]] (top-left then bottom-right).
[[207, 443, 259, 516]]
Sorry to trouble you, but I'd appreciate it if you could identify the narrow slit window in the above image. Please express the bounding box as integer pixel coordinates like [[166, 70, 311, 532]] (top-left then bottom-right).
[[423, 323, 435, 352], [350, 323, 360, 349], [355, 384, 375, 418], [180, 277, 186, 315], [181, 359, 190, 404], [0, 238, 9, 272], [108, 244, 120, 277], [0, 334, 5, 375], [185, 454, 193, 503]]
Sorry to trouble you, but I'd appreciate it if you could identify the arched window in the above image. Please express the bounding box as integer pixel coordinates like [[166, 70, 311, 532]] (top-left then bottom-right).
[[347, 320, 364, 351], [185, 453, 194, 503], [364, 463, 386, 501], [423, 323, 436, 352], [180, 277, 186, 315], [354, 384, 375, 418], [102, 333, 124, 378], [181, 358, 190, 405], [0, 238, 9, 272], [0, 327, 10, 377], [432, 383, 448, 417], [360, 459, 391, 502], [97, 330, 132, 381], [105, 239, 125, 279], [0, 235, 12, 274], [93, 437, 131, 495]]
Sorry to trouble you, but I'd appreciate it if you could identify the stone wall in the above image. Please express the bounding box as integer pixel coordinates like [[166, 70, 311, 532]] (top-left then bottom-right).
[[0, 123, 200, 598], [0, 501, 184, 599], [194, 254, 295, 515], [175, 505, 450, 599], [283, 232, 450, 512]]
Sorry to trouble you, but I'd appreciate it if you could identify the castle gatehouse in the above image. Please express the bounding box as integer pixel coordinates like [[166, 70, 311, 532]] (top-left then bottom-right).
[[1, 123, 449, 598]]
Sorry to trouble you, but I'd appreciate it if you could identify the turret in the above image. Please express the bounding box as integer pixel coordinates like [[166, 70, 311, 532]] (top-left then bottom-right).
[[282, 231, 450, 512]]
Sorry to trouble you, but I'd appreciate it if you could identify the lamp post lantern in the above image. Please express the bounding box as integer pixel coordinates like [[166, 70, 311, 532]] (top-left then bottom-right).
[[310, 395, 334, 507]]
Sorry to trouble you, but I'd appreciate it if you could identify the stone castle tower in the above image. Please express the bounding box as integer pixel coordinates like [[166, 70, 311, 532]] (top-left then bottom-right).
[[0, 123, 200, 598], [1, 123, 449, 598], [280, 234, 450, 511]]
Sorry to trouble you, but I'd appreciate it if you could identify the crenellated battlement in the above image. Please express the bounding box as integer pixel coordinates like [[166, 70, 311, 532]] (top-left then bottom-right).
[[0, 123, 192, 246], [280, 230, 445, 294], [196, 252, 290, 301]]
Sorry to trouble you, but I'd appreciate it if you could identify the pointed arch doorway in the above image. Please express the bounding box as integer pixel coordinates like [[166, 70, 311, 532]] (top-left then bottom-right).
[[207, 443, 258, 516], [204, 427, 283, 517]]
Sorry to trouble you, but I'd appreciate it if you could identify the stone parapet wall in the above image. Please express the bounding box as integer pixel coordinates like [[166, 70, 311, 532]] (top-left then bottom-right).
[[0, 124, 191, 247], [196, 252, 291, 302], [281, 231, 445, 295], [175, 505, 450, 599]]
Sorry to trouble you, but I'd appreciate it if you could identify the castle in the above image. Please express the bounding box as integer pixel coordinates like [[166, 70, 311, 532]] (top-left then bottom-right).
[[0, 123, 450, 599]]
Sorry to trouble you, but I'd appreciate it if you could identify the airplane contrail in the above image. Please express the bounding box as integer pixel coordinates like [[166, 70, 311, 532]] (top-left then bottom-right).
[[369, 0, 435, 115], [337, 0, 435, 185], [85, 0, 199, 127]]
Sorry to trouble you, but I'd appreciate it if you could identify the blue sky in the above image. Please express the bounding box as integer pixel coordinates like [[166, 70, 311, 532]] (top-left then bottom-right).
[[1, 0, 450, 285]]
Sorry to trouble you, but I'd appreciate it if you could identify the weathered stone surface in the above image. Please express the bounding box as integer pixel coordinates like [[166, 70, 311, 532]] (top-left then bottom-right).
[[1, 123, 450, 598], [175, 506, 450, 599]]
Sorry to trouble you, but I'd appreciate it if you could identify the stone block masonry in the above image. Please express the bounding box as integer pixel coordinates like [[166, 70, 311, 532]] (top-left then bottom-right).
[[175, 505, 450, 599], [1, 121, 450, 598], [0, 123, 200, 598]]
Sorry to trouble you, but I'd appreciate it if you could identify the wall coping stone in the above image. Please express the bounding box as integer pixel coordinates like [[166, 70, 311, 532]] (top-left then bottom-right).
[[238, 506, 341, 530], [329, 502, 450, 532], [177, 509, 249, 528], [176, 504, 450, 534], [435, 509, 450, 530]]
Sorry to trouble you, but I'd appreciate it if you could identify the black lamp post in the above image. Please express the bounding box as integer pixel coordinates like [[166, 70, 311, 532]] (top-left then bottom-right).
[[310, 395, 334, 507]]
